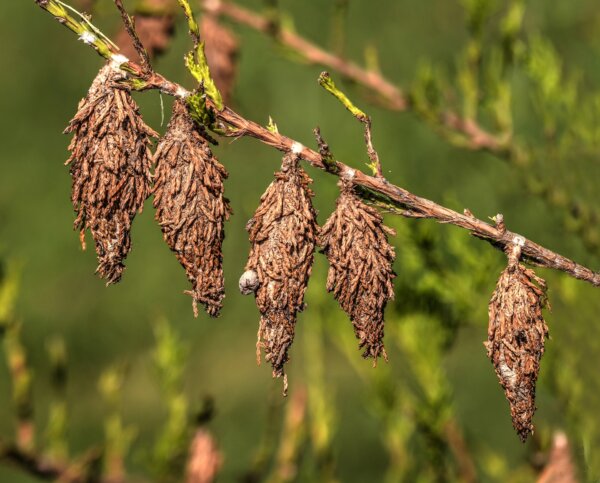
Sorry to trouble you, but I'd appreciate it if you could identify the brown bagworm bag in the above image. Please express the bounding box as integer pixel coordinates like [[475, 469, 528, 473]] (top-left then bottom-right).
[[242, 154, 318, 393], [486, 242, 549, 441], [153, 100, 231, 317], [65, 64, 156, 284], [320, 182, 396, 363]]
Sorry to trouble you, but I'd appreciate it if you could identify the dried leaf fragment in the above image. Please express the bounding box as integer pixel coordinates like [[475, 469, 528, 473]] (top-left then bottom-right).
[[153, 100, 231, 317], [65, 64, 156, 284], [320, 182, 396, 363], [244, 154, 319, 390], [486, 244, 549, 441]]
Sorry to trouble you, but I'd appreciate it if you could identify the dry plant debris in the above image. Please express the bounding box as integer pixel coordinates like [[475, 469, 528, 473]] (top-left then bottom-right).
[[243, 154, 319, 393], [485, 242, 550, 441], [65, 64, 156, 284], [320, 182, 396, 363], [153, 100, 231, 317]]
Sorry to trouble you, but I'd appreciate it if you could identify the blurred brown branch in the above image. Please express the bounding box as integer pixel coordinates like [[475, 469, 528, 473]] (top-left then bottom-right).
[[203, 0, 501, 151], [268, 388, 308, 483], [537, 432, 578, 483], [444, 420, 477, 483], [185, 429, 222, 483]]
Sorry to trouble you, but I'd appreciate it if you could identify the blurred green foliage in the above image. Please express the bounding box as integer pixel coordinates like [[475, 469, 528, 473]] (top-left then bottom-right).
[[1, 0, 599, 481]]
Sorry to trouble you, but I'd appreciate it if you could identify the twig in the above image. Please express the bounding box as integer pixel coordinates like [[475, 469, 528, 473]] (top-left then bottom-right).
[[185, 429, 222, 483], [318, 71, 383, 177], [176, 0, 224, 110], [34, 0, 600, 288], [203, 0, 504, 151], [0, 441, 68, 480], [113, 0, 152, 73], [216, 106, 600, 287], [205, 1, 408, 109], [177, 0, 201, 51], [56, 0, 119, 50], [44, 336, 69, 463], [362, 117, 382, 177], [205, 0, 600, 254], [114, 0, 176, 62], [313, 127, 336, 173]]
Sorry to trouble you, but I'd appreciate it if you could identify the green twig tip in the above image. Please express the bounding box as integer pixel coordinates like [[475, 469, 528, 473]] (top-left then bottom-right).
[[177, 0, 200, 38], [177, 0, 224, 111], [267, 116, 279, 134], [318, 71, 368, 121]]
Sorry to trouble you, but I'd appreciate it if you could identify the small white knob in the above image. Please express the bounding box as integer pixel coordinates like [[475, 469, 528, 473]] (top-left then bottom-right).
[[239, 270, 259, 295]]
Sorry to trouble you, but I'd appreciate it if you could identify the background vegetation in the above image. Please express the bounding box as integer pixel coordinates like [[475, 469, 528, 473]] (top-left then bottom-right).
[[1, 0, 599, 481]]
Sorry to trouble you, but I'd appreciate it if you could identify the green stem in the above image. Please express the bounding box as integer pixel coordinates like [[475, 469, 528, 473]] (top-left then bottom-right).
[[318, 72, 382, 176], [177, 0, 201, 46], [177, 0, 224, 109], [36, 0, 116, 59], [318, 71, 367, 121]]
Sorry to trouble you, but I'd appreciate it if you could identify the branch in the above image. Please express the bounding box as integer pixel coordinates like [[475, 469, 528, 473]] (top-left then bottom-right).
[[114, 0, 176, 63], [34, 0, 600, 288], [319, 71, 383, 177], [206, 0, 404, 111], [211, 107, 600, 288], [203, 0, 503, 152], [205, 0, 600, 255], [269, 388, 308, 482], [113, 0, 152, 73], [443, 419, 477, 483]]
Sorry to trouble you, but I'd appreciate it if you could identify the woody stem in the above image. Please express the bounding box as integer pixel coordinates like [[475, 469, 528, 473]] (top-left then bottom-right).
[[34, 0, 600, 288]]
